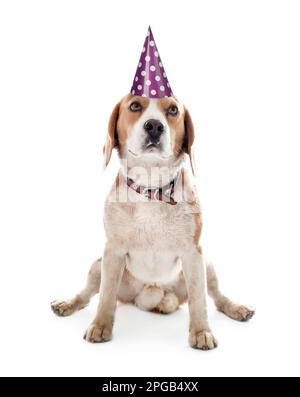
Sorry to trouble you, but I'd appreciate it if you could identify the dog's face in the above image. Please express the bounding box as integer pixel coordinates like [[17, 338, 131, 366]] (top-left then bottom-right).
[[103, 94, 195, 174]]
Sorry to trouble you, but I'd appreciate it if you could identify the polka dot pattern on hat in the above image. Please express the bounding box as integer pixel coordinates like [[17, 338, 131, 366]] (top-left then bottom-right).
[[130, 26, 173, 99]]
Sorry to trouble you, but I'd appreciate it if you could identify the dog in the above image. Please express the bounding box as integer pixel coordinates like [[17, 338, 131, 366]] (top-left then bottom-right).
[[51, 94, 254, 350]]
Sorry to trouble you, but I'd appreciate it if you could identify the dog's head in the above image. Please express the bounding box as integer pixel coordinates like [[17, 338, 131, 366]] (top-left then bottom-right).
[[103, 94, 195, 175]]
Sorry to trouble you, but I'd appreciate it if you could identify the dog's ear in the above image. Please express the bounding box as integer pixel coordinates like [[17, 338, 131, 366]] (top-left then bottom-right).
[[103, 101, 120, 168], [183, 107, 195, 175]]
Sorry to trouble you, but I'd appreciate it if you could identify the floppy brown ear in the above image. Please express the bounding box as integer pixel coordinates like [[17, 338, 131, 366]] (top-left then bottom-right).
[[103, 101, 120, 168], [183, 108, 196, 175]]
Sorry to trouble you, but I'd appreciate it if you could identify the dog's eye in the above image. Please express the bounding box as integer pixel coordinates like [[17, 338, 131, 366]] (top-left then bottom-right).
[[167, 105, 178, 116], [130, 102, 142, 112]]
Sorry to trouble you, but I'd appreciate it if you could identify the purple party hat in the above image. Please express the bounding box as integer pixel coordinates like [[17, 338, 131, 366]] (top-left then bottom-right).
[[131, 27, 173, 98]]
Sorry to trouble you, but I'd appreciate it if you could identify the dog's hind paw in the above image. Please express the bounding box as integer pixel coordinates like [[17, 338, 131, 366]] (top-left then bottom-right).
[[216, 298, 255, 322], [233, 305, 255, 321], [51, 300, 77, 317]]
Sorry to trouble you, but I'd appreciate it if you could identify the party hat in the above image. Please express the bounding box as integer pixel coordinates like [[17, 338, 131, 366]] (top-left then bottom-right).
[[131, 27, 173, 98]]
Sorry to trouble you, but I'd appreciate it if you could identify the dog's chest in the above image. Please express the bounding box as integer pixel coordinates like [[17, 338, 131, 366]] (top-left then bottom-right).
[[105, 202, 196, 284], [107, 202, 194, 246], [126, 249, 181, 284]]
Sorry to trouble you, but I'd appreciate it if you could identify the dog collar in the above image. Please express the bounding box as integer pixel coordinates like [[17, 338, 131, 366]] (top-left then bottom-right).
[[126, 176, 178, 205]]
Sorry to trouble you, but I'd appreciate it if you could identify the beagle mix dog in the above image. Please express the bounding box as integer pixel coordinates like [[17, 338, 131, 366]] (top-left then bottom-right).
[[51, 94, 254, 350]]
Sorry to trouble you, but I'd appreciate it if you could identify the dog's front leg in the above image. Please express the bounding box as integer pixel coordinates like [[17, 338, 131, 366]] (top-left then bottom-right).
[[182, 248, 218, 350], [84, 243, 125, 343]]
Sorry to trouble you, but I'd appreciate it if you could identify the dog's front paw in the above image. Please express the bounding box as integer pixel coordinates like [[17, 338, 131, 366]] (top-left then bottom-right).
[[84, 322, 112, 343], [189, 329, 218, 350]]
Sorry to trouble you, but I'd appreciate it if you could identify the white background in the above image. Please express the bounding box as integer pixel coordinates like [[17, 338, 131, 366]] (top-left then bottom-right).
[[0, 0, 300, 377]]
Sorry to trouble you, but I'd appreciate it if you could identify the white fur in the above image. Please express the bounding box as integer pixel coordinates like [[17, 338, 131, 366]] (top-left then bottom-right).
[[135, 285, 164, 311], [126, 249, 182, 285]]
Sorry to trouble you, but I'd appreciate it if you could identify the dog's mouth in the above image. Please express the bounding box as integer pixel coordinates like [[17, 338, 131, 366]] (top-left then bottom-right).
[[128, 141, 162, 156], [144, 142, 161, 151], [128, 145, 172, 160], [142, 138, 163, 152]]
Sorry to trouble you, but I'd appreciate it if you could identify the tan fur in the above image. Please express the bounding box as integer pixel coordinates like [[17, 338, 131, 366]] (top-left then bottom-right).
[[52, 95, 254, 349], [183, 109, 195, 175], [103, 102, 120, 167]]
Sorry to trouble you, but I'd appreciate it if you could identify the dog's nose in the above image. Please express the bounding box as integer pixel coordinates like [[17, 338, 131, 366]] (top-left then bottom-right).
[[144, 119, 165, 141]]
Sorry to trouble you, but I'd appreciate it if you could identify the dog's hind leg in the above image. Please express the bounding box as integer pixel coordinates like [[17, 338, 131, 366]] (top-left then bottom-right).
[[154, 272, 187, 314], [155, 291, 179, 314], [51, 258, 101, 316], [134, 285, 164, 311], [206, 260, 255, 321], [135, 272, 186, 314]]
